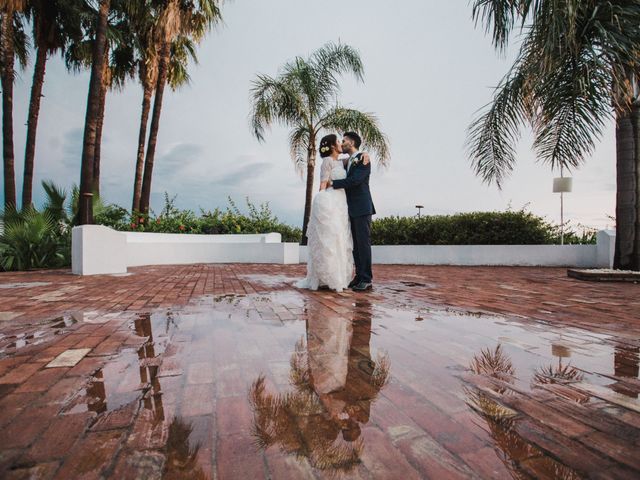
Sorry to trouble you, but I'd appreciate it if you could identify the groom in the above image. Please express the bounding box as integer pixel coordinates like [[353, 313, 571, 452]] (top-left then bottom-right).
[[331, 132, 375, 292]]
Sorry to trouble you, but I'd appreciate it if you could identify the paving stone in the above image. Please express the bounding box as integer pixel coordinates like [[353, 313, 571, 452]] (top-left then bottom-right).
[[45, 348, 91, 368], [0, 265, 639, 479]]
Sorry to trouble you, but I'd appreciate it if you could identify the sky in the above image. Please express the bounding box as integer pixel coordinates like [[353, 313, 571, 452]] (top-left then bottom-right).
[[4, 0, 617, 230]]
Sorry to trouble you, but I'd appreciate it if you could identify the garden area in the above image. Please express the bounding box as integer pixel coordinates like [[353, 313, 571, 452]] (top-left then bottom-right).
[[0, 181, 596, 272]]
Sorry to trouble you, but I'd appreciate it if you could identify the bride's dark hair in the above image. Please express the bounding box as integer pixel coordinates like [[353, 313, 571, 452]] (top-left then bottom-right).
[[319, 134, 338, 158]]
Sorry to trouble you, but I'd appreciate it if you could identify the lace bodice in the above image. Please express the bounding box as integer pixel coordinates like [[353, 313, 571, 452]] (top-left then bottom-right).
[[320, 157, 346, 182]]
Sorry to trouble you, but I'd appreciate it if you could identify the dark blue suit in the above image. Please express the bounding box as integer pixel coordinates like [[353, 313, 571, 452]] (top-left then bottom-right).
[[332, 153, 375, 283]]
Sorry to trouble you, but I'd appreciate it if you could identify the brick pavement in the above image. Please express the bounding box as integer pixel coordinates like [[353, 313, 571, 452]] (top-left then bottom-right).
[[0, 264, 638, 479]]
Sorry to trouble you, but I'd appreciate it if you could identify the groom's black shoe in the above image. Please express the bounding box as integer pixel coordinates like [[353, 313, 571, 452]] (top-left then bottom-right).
[[348, 277, 359, 289], [352, 281, 372, 292]]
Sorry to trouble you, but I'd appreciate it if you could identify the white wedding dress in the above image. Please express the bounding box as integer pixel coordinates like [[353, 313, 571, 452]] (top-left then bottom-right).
[[295, 157, 354, 292]]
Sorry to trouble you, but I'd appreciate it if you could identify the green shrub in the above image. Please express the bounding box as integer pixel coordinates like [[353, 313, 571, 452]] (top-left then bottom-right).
[[123, 195, 303, 242], [372, 210, 596, 245], [199, 198, 302, 242], [0, 207, 69, 271]]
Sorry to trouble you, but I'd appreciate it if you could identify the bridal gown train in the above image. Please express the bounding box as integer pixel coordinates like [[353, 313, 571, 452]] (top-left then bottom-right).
[[295, 157, 354, 292]]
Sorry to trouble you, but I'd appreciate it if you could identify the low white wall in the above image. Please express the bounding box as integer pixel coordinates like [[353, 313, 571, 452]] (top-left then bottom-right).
[[73, 226, 615, 275], [372, 244, 598, 267], [72, 225, 127, 275], [301, 230, 614, 268], [72, 227, 298, 275], [125, 231, 282, 244], [127, 240, 298, 267]]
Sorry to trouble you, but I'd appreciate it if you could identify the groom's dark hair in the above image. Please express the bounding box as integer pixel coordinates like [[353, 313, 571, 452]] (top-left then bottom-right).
[[344, 131, 362, 149]]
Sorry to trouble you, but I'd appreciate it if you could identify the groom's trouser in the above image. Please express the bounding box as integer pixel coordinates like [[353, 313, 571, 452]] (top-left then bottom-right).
[[350, 214, 372, 283]]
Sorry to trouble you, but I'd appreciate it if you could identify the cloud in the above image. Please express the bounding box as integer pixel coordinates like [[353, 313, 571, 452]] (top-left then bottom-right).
[[212, 161, 273, 186], [155, 143, 205, 176]]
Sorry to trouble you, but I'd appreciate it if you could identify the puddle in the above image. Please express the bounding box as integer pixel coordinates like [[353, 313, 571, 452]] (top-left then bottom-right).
[[238, 274, 300, 288], [0, 281, 51, 289], [3, 290, 640, 478]]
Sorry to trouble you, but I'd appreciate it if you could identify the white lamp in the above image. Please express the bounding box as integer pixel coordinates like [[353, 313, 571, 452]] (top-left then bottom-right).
[[553, 172, 573, 245]]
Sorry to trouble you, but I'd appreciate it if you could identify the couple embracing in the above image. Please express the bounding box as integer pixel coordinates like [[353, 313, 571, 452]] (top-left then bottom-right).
[[296, 132, 374, 293]]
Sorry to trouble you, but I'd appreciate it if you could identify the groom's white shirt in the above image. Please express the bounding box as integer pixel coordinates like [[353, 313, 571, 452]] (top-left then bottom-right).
[[346, 150, 360, 173]]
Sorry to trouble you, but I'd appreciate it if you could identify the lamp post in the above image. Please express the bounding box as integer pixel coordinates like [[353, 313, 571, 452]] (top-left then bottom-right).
[[552, 168, 572, 245], [415, 205, 424, 218]]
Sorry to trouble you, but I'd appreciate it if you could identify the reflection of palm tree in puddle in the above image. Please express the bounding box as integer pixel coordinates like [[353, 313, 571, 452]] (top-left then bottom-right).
[[249, 300, 390, 471], [465, 345, 581, 479], [532, 344, 584, 391], [87, 313, 165, 421], [163, 417, 208, 480]]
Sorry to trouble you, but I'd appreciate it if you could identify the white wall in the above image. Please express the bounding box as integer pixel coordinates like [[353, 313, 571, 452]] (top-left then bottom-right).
[[372, 244, 597, 267], [303, 231, 615, 268], [73, 227, 615, 275], [72, 227, 298, 275], [72, 225, 128, 275]]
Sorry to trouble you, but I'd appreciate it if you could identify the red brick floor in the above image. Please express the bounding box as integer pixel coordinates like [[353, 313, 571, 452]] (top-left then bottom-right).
[[0, 264, 638, 479]]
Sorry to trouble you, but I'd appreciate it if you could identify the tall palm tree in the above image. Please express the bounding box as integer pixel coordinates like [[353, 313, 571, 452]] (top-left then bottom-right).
[[0, 0, 28, 209], [130, 7, 196, 213], [21, 0, 84, 209], [129, 2, 157, 213], [78, 0, 111, 224], [251, 43, 390, 244], [93, 18, 138, 196], [466, 1, 640, 269], [66, 2, 136, 198], [138, 0, 221, 216]]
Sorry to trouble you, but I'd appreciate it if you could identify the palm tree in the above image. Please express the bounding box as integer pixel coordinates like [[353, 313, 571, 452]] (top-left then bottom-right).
[[129, 3, 196, 213], [250, 43, 390, 244], [138, 0, 221, 216], [0, 0, 28, 209], [78, 0, 111, 225], [93, 16, 138, 196], [466, 1, 640, 269], [129, 2, 157, 213], [66, 1, 137, 200], [21, 0, 84, 210]]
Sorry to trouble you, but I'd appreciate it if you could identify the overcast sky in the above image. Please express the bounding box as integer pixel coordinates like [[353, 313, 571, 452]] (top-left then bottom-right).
[[5, 0, 617, 229]]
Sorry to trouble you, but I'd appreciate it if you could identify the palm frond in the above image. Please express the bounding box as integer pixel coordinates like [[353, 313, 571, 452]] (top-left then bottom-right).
[[471, 0, 539, 51], [41, 180, 68, 223], [466, 67, 528, 188], [310, 42, 364, 108], [288, 125, 311, 175], [250, 74, 307, 141], [12, 14, 29, 68], [319, 107, 390, 167], [531, 55, 611, 170]]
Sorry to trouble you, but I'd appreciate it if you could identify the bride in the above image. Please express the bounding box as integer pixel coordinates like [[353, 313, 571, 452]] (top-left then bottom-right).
[[296, 134, 354, 292]]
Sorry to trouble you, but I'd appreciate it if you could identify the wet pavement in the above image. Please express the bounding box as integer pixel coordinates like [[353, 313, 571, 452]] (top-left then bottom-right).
[[0, 264, 639, 479]]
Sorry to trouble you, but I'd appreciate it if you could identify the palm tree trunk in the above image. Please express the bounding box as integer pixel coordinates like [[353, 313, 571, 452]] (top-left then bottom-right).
[[614, 108, 637, 270], [22, 43, 48, 209], [300, 136, 317, 245], [78, 0, 110, 225], [92, 59, 109, 197], [632, 100, 640, 271], [132, 81, 153, 213], [139, 41, 170, 216], [1, 13, 16, 209]]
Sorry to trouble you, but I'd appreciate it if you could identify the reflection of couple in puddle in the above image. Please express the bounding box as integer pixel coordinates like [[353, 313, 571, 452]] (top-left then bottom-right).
[[249, 300, 390, 471]]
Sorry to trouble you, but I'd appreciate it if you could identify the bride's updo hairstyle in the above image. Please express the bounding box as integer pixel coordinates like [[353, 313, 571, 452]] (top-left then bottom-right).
[[319, 134, 338, 158]]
